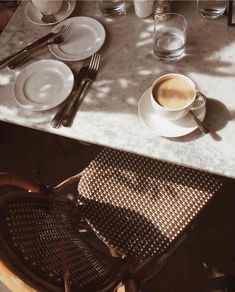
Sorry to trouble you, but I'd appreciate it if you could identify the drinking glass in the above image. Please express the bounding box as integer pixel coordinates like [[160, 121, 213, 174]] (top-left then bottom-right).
[[153, 13, 187, 61], [197, 0, 227, 19], [97, 0, 127, 16]]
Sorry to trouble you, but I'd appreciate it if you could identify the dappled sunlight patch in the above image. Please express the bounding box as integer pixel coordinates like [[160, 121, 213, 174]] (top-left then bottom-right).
[[0, 104, 51, 124], [118, 78, 137, 88], [126, 96, 138, 106], [103, 17, 114, 23], [136, 38, 152, 47], [95, 80, 113, 97], [136, 26, 153, 47], [0, 73, 14, 86], [140, 31, 151, 39], [147, 24, 154, 32], [211, 267, 224, 278], [133, 22, 153, 47], [92, 86, 111, 98], [0, 70, 20, 86], [96, 86, 111, 98], [18, 40, 24, 46], [138, 69, 152, 76], [119, 78, 131, 88], [0, 69, 21, 88], [0, 105, 18, 117], [202, 262, 208, 269], [142, 18, 153, 25], [96, 80, 113, 86], [202, 262, 225, 278]]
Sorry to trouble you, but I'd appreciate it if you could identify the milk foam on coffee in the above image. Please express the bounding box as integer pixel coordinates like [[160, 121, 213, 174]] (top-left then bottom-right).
[[153, 77, 195, 110]]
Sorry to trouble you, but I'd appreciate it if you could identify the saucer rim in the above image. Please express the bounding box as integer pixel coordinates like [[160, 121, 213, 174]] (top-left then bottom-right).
[[13, 59, 74, 112], [25, 0, 76, 26], [48, 16, 106, 61], [138, 87, 207, 138]]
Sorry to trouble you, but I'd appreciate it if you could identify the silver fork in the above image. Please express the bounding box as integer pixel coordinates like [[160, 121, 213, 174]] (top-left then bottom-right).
[[62, 53, 101, 127], [8, 23, 73, 69]]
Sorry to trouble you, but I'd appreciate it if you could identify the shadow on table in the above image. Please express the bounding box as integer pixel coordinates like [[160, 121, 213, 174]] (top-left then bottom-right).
[[205, 98, 234, 141], [167, 98, 231, 142]]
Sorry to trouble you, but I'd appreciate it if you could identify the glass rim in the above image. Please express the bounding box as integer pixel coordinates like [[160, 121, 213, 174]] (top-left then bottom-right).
[[156, 13, 188, 31]]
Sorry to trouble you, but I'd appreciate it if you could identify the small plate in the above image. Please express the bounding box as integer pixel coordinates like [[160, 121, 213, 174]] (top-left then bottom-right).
[[49, 17, 106, 61], [13, 60, 74, 111], [25, 0, 76, 26], [138, 87, 206, 138]]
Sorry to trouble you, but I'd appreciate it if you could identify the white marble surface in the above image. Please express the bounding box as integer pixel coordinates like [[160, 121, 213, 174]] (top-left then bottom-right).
[[1, 1, 235, 179]]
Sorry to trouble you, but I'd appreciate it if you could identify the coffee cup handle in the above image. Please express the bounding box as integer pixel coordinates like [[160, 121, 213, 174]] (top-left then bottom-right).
[[190, 91, 207, 111]]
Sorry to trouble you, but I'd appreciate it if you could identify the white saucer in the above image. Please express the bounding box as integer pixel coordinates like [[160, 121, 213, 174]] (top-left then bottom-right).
[[49, 17, 106, 61], [138, 88, 207, 138], [25, 0, 76, 26], [13, 60, 74, 111]]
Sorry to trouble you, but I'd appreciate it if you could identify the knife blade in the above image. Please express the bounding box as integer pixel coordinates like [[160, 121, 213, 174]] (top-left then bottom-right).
[[0, 25, 65, 69], [51, 65, 89, 128]]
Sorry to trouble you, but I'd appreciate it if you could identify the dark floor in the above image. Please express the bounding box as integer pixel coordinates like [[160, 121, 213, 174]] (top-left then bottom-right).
[[0, 121, 235, 292]]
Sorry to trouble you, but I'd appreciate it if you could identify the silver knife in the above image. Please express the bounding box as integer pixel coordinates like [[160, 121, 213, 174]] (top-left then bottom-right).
[[0, 25, 65, 69], [51, 65, 89, 128]]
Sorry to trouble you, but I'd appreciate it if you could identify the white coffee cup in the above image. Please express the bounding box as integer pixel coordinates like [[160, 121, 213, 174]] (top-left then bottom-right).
[[150, 73, 206, 121], [31, 0, 63, 15]]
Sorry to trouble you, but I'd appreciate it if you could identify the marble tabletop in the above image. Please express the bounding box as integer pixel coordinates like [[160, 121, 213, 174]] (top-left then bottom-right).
[[0, 1, 235, 179]]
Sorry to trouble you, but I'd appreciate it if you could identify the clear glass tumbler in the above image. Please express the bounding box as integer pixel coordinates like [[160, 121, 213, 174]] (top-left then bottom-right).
[[97, 0, 127, 16], [197, 0, 227, 19], [153, 13, 187, 61]]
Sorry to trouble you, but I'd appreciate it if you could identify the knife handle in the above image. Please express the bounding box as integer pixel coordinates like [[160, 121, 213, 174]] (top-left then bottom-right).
[[8, 39, 50, 69], [51, 85, 82, 128], [51, 83, 82, 128], [51, 97, 72, 128], [0, 32, 55, 70], [62, 81, 89, 127], [8, 51, 30, 69], [51, 66, 88, 128], [0, 49, 27, 69]]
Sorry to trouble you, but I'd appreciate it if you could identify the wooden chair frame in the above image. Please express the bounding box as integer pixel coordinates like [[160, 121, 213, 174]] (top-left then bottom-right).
[[0, 172, 193, 292]]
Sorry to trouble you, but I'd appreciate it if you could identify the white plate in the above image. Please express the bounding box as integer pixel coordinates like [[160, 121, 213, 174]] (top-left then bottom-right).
[[25, 0, 76, 26], [13, 60, 74, 111], [49, 17, 106, 61], [138, 87, 206, 138]]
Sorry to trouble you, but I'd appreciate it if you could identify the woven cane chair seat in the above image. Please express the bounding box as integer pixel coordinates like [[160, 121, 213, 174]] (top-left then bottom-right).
[[0, 192, 125, 292], [78, 148, 223, 261]]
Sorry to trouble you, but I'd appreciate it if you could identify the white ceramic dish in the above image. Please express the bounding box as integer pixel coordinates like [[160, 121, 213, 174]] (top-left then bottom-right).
[[138, 87, 206, 138], [49, 16, 106, 61], [13, 59, 74, 111], [25, 0, 76, 26]]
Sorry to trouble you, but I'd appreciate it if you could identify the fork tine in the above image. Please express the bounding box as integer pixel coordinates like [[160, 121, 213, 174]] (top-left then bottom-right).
[[88, 54, 96, 71], [92, 53, 100, 74], [95, 54, 101, 72], [93, 53, 100, 72], [60, 22, 73, 41], [90, 54, 98, 72], [63, 22, 73, 35], [59, 24, 68, 36]]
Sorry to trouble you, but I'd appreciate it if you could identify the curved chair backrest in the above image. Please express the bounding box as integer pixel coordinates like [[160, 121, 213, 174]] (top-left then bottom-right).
[[0, 173, 127, 292]]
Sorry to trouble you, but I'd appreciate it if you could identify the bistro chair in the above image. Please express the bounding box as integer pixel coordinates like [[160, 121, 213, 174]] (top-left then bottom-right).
[[0, 173, 129, 292], [0, 148, 225, 291]]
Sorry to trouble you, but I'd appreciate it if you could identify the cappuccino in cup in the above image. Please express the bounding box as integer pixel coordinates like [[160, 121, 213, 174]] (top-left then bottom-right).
[[151, 74, 206, 121]]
